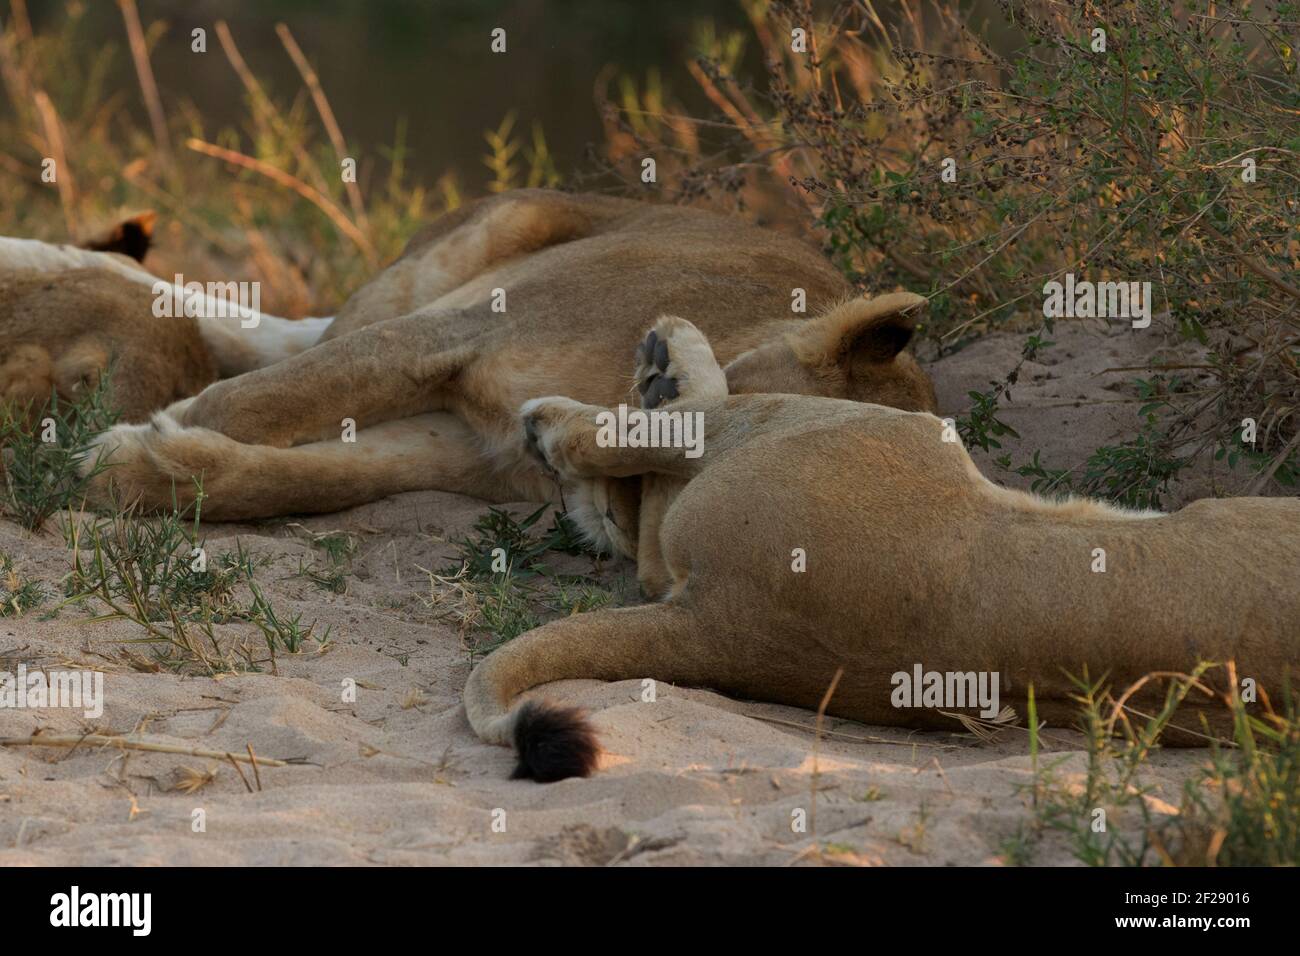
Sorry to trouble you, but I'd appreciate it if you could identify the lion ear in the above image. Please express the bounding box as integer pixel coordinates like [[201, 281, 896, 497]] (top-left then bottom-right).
[[81, 211, 157, 263], [788, 292, 926, 367]]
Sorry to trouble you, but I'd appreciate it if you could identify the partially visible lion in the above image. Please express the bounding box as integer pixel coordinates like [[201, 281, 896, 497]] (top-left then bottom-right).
[[2, 191, 936, 563], [0, 268, 216, 423], [465, 316, 1300, 781]]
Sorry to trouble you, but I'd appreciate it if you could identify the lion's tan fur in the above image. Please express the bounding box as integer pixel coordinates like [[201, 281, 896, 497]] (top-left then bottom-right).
[[0, 268, 216, 422], [2, 190, 936, 530], [466, 359, 1300, 762], [4, 195, 1293, 776]]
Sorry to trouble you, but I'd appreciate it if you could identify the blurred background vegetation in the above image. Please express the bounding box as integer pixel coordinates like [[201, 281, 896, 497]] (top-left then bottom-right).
[[14, 0, 767, 191], [0, 0, 772, 310]]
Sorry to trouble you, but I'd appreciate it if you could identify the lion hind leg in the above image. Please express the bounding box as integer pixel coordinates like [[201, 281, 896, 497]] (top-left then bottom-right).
[[83, 411, 542, 520], [634, 473, 684, 600], [178, 309, 483, 449], [627, 316, 727, 597], [521, 317, 729, 591], [328, 190, 624, 339]]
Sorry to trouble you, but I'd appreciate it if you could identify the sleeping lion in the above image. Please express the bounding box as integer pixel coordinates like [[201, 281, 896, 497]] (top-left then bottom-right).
[[0, 191, 935, 561], [466, 316, 1300, 781]]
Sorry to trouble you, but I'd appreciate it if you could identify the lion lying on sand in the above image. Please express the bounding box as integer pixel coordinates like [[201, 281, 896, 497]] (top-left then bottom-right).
[[1, 191, 935, 564], [465, 316, 1300, 781]]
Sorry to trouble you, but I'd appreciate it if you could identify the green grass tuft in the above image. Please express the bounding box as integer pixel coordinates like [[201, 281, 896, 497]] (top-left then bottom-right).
[[0, 552, 46, 617], [59, 480, 326, 673], [1023, 665, 1299, 866], [0, 378, 119, 531]]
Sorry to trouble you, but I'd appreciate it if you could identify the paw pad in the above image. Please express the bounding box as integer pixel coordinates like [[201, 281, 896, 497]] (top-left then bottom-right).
[[635, 329, 679, 409]]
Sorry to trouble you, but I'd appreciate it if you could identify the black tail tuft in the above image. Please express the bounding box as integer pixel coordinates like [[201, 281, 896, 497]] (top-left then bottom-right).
[[511, 701, 599, 782], [82, 211, 156, 263]]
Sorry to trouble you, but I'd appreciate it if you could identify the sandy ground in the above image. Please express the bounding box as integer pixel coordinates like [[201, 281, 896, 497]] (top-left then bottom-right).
[[0, 321, 1258, 865], [928, 318, 1258, 506]]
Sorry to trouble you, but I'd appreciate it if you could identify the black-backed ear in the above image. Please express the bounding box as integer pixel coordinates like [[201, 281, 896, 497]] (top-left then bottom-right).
[[788, 292, 926, 366], [82, 211, 157, 263]]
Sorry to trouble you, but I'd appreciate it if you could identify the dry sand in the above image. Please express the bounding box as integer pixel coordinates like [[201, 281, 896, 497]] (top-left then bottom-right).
[[0, 321, 1259, 865]]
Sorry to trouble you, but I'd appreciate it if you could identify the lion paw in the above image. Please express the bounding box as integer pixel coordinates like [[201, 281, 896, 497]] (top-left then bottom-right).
[[520, 395, 600, 479], [79, 412, 238, 513], [633, 316, 727, 409]]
